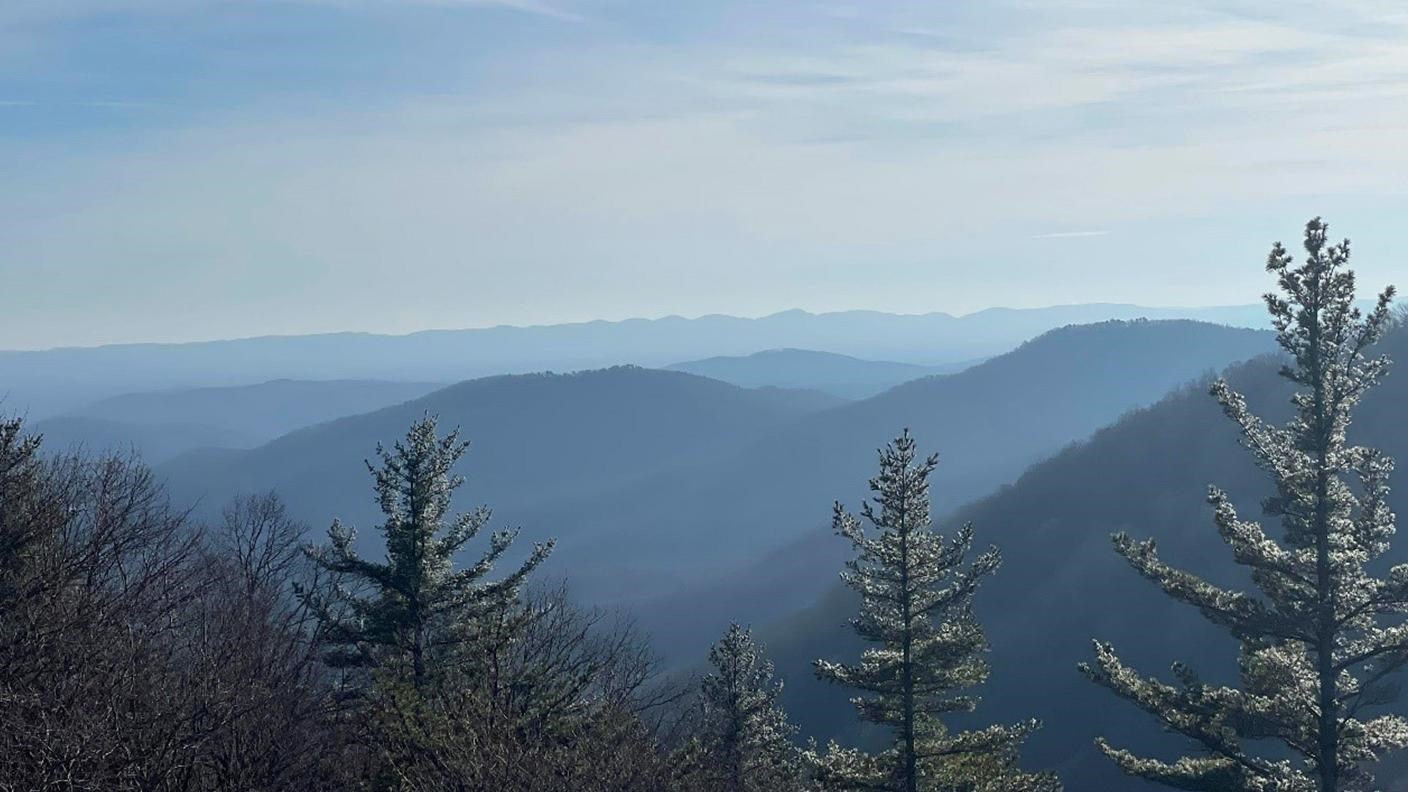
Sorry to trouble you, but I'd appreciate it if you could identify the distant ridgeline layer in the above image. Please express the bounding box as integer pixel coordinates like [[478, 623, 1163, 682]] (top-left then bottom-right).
[[2, 302, 1276, 417]]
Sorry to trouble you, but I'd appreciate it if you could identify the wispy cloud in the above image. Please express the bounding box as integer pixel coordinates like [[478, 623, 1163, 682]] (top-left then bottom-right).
[[83, 100, 161, 108], [0, 99, 162, 109], [1033, 230, 1110, 239], [407, 0, 581, 20]]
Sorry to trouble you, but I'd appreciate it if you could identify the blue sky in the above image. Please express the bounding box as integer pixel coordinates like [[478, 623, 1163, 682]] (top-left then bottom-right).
[[4, 0, 1408, 348]]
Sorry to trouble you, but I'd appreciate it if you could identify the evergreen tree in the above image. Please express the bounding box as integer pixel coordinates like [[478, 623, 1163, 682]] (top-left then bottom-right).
[[680, 623, 801, 792], [300, 415, 553, 690], [1081, 217, 1408, 791], [812, 430, 1059, 792], [0, 417, 46, 598]]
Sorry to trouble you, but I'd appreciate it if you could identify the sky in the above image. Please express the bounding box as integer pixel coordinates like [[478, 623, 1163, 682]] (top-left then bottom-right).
[[4, 0, 1408, 349]]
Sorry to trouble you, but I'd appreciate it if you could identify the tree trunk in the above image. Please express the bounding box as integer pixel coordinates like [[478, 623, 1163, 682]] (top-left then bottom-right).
[[1308, 297, 1338, 792], [901, 503, 916, 792]]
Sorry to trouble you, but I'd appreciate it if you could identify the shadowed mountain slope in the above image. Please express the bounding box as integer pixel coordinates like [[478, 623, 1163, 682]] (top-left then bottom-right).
[[157, 368, 837, 555], [568, 320, 1275, 610]]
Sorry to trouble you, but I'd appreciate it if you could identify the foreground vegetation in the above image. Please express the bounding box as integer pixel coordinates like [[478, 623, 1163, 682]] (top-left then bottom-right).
[[3, 218, 1406, 790]]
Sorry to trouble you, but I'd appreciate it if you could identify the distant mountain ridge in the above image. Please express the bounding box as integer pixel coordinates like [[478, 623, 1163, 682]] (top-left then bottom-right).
[[667, 348, 974, 399], [156, 367, 839, 557], [31, 416, 262, 465], [2, 303, 1276, 417], [32, 379, 444, 464], [71, 378, 444, 440]]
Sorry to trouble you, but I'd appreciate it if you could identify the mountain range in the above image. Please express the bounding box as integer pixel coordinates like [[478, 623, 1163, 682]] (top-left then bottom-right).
[[2, 303, 1274, 418], [622, 319, 1274, 651], [155, 320, 1275, 613]]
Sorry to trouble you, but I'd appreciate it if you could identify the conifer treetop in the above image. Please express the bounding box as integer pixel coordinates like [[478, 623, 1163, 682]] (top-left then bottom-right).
[[300, 414, 553, 683]]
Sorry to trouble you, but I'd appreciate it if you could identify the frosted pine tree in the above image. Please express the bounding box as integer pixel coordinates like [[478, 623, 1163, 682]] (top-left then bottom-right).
[[1081, 217, 1408, 791], [811, 430, 1060, 792], [679, 623, 801, 792], [300, 415, 553, 690]]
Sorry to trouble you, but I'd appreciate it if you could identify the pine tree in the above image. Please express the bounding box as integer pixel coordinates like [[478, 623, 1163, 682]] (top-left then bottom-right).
[[680, 623, 801, 792], [0, 418, 46, 597], [812, 430, 1059, 792], [300, 415, 553, 690], [1081, 217, 1408, 791]]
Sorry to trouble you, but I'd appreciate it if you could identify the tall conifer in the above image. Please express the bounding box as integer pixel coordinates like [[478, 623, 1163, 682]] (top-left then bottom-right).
[[679, 623, 802, 792], [301, 415, 552, 689], [812, 430, 1058, 792], [1082, 218, 1408, 790]]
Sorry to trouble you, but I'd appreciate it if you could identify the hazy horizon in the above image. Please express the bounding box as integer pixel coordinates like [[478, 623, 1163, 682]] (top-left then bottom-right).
[[0, 298, 1280, 352]]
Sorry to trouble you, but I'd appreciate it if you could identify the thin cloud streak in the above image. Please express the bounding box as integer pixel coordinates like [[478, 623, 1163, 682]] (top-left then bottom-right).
[[428, 0, 582, 21], [1033, 230, 1111, 239], [83, 100, 161, 108]]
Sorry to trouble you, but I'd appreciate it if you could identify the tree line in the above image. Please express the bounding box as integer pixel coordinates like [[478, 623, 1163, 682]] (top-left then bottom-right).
[[2, 218, 1406, 790]]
